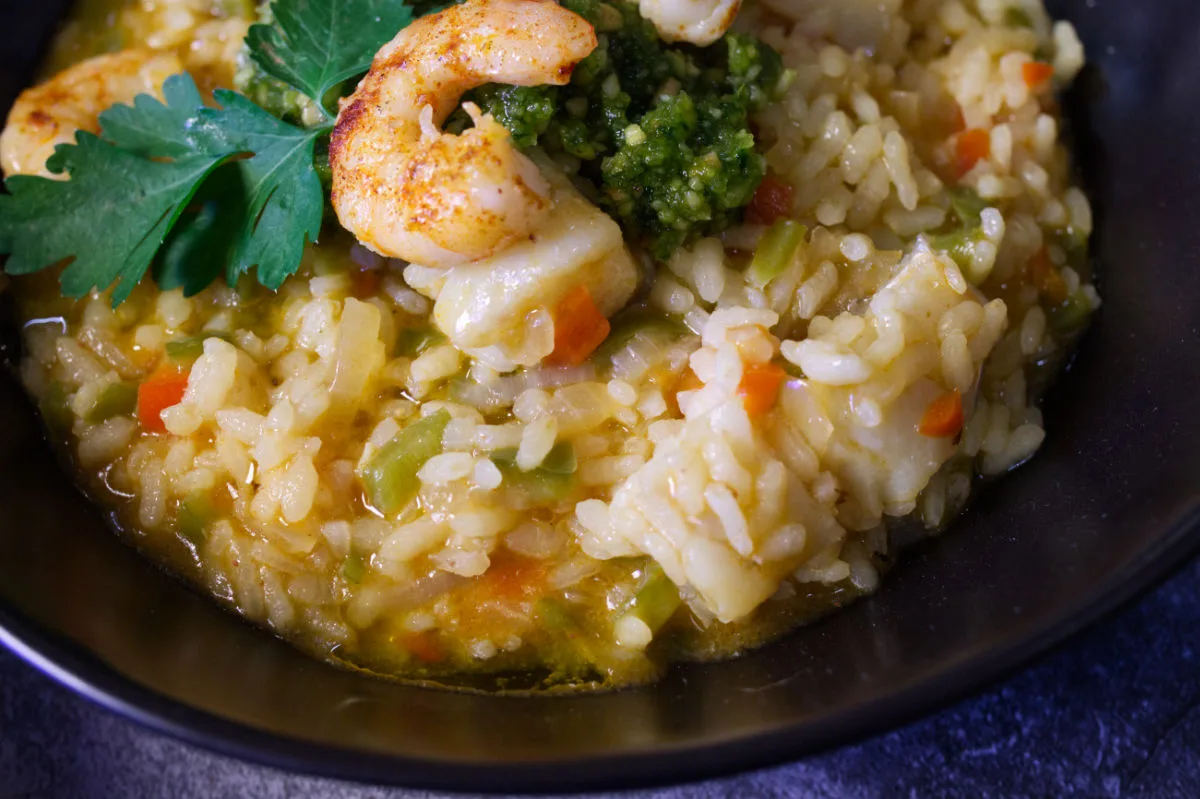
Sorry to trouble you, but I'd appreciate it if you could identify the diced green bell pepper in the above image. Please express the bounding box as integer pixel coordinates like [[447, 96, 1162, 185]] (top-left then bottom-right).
[[949, 188, 987, 226], [38, 381, 75, 436], [395, 328, 447, 358], [592, 310, 690, 365], [85, 381, 137, 423], [165, 332, 232, 361], [178, 493, 214, 546], [360, 410, 451, 515], [927, 228, 979, 270], [749, 219, 806, 286], [1048, 290, 1092, 333], [622, 562, 681, 634], [491, 442, 578, 503], [341, 553, 366, 584]]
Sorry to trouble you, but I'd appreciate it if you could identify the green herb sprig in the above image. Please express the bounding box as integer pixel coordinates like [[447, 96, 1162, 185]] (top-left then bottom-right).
[[0, 0, 413, 305]]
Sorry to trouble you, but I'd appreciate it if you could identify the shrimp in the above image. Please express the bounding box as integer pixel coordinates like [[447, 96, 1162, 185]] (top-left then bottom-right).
[[637, 0, 742, 45], [328, 0, 598, 268], [420, 160, 639, 370], [0, 49, 183, 179]]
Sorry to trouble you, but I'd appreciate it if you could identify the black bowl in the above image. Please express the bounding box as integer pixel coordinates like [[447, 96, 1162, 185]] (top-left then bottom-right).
[[2, 0, 1199, 792]]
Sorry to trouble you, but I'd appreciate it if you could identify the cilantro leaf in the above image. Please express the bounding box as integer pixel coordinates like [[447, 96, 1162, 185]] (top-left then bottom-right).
[[153, 165, 248, 295], [247, 0, 414, 115], [1, 0, 418, 306], [98, 74, 208, 158], [0, 110, 228, 304], [176, 90, 325, 289], [0, 73, 325, 303]]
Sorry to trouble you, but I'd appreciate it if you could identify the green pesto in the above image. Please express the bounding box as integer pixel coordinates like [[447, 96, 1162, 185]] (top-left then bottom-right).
[[449, 0, 786, 259], [233, 18, 320, 127]]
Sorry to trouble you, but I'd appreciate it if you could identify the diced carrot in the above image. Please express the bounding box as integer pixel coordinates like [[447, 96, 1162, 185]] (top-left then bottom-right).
[[1022, 61, 1054, 90], [546, 285, 611, 366], [737, 362, 788, 417], [918, 389, 964, 438], [350, 267, 381, 299], [1028, 246, 1069, 303], [746, 176, 795, 224], [404, 631, 444, 664], [478, 553, 544, 604], [947, 103, 966, 134], [136, 364, 190, 434], [955, 128, 991, 177]]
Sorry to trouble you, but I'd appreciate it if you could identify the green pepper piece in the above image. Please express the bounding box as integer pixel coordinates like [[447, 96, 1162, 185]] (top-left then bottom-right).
[[491, 447, 578, 503], [749, 219, 806, 286], [625, 562, 681, 634], [38, 381, 75, 436], [85, 381, 138, 423], [341, 553, 366, 584], [1004, 6, 1034, 28], [927, 228, 978, 269], [539, 442, 578, 475], [535, 597, 579, 630], [360, 409, 451, 515], [1053, 227, 1090, 271], [534, 597, 603, 675], [949, 188, 987, 226], [165, 332, 232, 361], [178, 493, 213, 546], [1048, 290, 1092, 332], [395, 328, 447, 358], [592, 310, 690, 365]]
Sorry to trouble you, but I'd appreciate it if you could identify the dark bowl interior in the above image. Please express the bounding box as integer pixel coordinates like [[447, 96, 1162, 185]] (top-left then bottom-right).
[[2, 0, 1199, 792]]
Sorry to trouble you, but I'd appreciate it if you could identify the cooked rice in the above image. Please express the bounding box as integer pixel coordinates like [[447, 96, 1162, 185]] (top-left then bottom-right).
[[11, 0, 1097, 687]]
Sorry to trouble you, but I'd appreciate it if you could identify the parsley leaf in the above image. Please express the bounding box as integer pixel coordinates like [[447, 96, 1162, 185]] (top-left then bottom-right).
[[247, 0, 414, 115]]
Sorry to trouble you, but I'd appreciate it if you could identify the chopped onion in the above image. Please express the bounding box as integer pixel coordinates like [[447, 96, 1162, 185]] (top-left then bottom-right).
[[546, 556, 602, 590], [451, 364, 597, 409]]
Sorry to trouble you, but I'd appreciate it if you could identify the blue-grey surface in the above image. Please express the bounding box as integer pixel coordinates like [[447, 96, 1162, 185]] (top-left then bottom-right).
[[2, 557, 1199, 799]]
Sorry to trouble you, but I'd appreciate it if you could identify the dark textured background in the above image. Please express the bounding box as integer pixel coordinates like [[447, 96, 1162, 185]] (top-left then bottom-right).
[[3, 556, 1198, 799]]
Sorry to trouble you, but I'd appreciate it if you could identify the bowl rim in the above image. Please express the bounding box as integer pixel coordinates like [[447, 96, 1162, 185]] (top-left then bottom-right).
[[2, 503, 1197, 793]]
